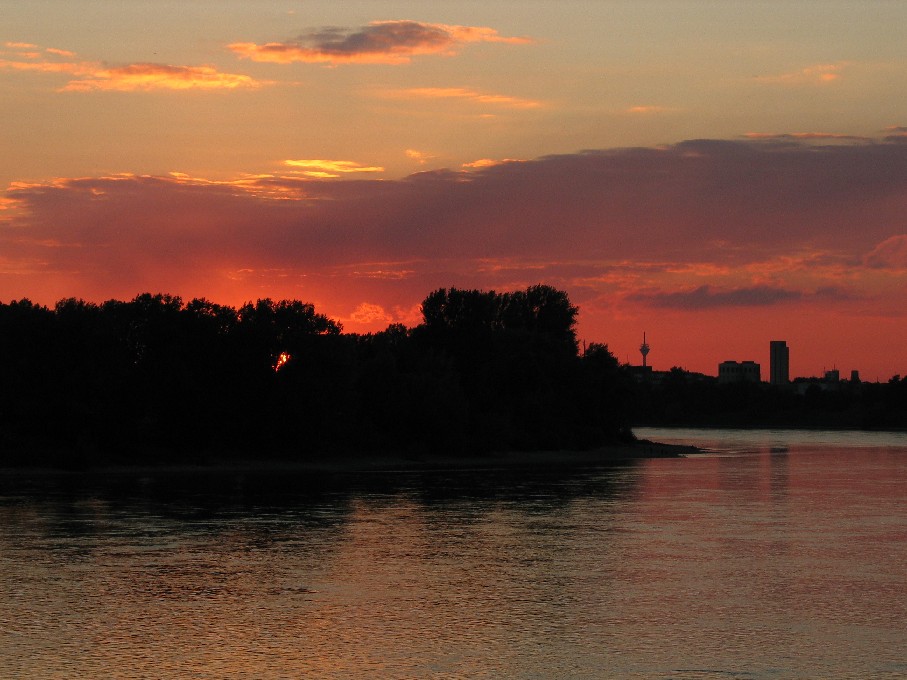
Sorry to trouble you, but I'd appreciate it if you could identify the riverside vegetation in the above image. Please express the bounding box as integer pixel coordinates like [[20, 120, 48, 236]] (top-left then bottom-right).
[[4, 285, 904, 469], [0, 286, 634, 467]]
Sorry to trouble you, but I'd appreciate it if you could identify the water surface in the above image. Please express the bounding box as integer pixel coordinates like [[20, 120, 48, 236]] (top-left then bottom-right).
[[2, 430, 906, 678]]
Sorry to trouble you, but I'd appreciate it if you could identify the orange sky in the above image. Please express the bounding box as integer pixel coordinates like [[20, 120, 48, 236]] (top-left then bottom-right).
[[2, 3, 907, 380]]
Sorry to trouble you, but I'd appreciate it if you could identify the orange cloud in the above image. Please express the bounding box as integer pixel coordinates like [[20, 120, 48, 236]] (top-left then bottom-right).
[[462, 158, 522, 169], [348, 302, 394, 325], [0, 43, 265, 91], [228, 20, 531, 65], [405, 149, 435, 165], [755, 62, 845, 85], [283, 159, 385, 178], [63, 63, 264, 92], [45, 47, 76, 58], [390, 87, 542, 109]]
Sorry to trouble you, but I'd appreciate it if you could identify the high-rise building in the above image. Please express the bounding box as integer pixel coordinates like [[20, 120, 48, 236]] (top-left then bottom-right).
[[770, 340, 789, 385]]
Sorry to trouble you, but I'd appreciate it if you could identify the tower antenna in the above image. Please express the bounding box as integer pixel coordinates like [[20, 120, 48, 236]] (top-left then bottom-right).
[[640, 332, 650, 368]]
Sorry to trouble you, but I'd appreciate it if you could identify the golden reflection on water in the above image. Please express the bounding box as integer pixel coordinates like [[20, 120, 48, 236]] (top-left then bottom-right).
[[2, 438, 907, 678]]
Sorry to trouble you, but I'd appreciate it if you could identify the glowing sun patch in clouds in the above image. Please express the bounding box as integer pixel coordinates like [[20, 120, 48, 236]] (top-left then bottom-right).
[[462, 158, 523, 169], [0, 42, 265, 91], [349, 302, 393, 325], [283, 159, 385, 178], [228, 20, 531, 65]]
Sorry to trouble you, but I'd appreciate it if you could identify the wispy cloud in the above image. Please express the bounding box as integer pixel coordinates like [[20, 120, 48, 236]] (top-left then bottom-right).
[[406, 149, 436, 165], [65, 63, 264, 92], [883, 126, 907, 143], [228, 20, 531, 65], [0, 42, 265, 91], [462, 158, 522, 169], [626, 105, 673, 115], [389, 87, 542, 109], [283, 159, 385, 178], [755, 62, 845, 85]]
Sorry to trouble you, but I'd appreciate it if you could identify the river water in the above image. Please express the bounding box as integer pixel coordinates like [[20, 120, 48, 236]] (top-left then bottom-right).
[[2, 429, 906, 678]]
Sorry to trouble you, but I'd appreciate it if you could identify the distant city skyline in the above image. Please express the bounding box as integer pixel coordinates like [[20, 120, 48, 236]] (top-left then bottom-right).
[[631, 336, 879, 383], [2, 2, 906, 380]]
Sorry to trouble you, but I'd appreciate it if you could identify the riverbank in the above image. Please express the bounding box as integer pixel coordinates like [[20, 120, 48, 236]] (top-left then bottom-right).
[[0, 439, 699, 476]]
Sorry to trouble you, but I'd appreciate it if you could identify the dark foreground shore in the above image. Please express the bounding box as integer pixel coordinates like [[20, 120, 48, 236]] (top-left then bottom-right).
[[0, 440, 699, 476]]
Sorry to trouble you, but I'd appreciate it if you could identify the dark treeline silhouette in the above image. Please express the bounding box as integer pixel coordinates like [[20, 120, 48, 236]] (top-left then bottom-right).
[[630, 367, 907, 430], [0, 286, 634, 467]]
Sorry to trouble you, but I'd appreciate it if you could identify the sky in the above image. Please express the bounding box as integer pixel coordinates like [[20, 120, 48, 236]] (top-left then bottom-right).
[[2, 1, 907, 380]]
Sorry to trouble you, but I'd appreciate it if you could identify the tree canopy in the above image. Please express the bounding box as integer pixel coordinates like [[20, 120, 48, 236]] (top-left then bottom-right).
[[0, 287, 633, 468]]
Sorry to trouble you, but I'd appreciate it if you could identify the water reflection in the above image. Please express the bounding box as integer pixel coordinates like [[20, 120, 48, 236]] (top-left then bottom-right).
[[2, 438, 907, 678]]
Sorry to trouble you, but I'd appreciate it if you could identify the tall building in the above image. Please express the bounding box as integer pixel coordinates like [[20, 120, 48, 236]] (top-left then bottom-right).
[[770, 340, 789, 385]]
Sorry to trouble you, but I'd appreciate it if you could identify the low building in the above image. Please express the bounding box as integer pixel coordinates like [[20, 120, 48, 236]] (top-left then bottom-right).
[[718, 360, 761, 384]]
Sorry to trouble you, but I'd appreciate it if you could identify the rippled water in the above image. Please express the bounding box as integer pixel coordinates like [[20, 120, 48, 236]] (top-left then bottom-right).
[[2, 430, 906, 678]]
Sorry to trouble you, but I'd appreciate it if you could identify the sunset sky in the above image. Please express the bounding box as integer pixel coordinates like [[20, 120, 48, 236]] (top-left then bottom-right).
[[3, 1, 907, 380]]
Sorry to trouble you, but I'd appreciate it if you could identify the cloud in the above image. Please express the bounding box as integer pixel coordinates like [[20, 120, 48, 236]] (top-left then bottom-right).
[[388, 87, 542, 109], [348, 302, 394, 325], [0, 43, 265, 91], [406, 149, 436, 165], [864, 235, 907, 269], [628, 285, 803, 309], [462, 158, 522, 169], [3, 137, 907, 320], [755, 62, 845, 85], [228, 20, 531, 65], [883, 126, 907, 143], [626, 105, 673, 114], [64, 63, 264, 92], [283, 159, 385, 178], [743, 132, 870, 142], [626, 284, 858, 309]]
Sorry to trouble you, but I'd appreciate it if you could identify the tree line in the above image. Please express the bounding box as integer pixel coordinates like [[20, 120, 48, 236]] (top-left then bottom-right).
[[0, 286, 634, 467]]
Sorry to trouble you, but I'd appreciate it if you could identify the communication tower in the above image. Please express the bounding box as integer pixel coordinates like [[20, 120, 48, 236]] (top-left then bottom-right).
[[640, 332, 650, 368]]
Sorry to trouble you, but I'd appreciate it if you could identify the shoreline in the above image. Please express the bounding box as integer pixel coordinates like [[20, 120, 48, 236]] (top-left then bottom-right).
[[0, 440, 699, 477]]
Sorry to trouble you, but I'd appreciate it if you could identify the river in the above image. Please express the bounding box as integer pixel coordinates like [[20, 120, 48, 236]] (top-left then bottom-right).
[[2, 428, 906, 678]]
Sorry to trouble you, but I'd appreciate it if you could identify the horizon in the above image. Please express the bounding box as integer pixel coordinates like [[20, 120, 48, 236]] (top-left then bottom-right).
[[3, 1, 906, 381]]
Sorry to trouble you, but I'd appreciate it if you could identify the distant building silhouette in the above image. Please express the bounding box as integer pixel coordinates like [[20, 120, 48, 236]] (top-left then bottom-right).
[[770, 340, 789, 385], [718, 360, 761, 384], [640, 332, 650, 368]]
